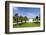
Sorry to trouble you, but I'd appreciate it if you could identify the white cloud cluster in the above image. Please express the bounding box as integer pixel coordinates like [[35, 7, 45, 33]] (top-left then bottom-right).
[[14, 7, 18, 10], [26, 13, 35, 18]]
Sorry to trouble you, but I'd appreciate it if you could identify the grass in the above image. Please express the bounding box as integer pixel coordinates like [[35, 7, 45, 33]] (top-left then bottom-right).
[[13, 22, 40, 28]]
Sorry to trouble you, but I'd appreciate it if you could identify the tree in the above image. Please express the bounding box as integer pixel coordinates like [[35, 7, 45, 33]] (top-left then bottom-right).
[[24, 16, 28, 23], [13, 16, 16, 23], [15, 13, 19, 24], [19, 16, 23, 24], [38, 14, 40, 21], [36, 16, 38, 21]]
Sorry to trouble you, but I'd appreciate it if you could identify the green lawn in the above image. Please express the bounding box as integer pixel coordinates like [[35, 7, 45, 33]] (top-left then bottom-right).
[[13, 22, 40, 28]]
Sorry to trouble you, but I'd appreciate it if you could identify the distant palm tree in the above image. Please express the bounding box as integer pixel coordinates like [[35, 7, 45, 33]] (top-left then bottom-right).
[[19, 16, 23, 24], [36, 16, 38, 21], [24, 16, 28, 23], [38, 14, 40, 21], [13, 16, 16, 23], [15, 13, 19, 24]]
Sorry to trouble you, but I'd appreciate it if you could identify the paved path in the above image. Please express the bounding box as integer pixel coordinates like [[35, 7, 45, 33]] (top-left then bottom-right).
[[13, 21, 40, 24]]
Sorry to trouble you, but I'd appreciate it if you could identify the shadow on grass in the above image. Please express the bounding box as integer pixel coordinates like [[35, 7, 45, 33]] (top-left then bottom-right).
[[13, 22, 40, 28], [33, 22, 40, 24]]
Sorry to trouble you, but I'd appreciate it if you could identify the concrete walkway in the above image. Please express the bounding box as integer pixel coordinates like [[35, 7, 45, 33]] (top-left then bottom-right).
[[13, 21, 40, 24]]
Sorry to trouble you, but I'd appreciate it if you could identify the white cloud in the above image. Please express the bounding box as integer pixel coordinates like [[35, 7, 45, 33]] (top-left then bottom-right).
[[27, 13, 35, 18], [14, 7, 18, 10]]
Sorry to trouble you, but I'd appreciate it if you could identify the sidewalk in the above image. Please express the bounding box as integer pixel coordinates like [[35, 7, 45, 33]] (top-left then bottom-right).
[[13, 21, 40, 24]]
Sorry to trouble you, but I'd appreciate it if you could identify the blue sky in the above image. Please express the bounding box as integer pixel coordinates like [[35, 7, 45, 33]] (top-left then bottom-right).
[[13, 7, 40, 18]]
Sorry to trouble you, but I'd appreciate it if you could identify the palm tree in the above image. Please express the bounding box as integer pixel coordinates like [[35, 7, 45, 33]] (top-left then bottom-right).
[[19, 16, 23, 24], [15, 13, 19, 24], [36, 16, 39, 22], [38, 14, 40, 21], [13, 16, 16, 23], [24, 16, 28, 23]]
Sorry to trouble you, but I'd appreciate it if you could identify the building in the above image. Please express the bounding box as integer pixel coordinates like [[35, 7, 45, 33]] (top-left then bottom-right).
[[28, 18, 33, 22]]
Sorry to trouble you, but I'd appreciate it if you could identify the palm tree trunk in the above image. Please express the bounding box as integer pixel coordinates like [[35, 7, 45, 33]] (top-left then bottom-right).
[[21, 20, 23, 24], [17, 18, 18, 24], [25, 20, 26, 23]]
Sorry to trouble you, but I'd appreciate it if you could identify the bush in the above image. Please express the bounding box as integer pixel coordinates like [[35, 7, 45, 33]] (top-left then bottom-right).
[[33, 22, 40, 24]]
